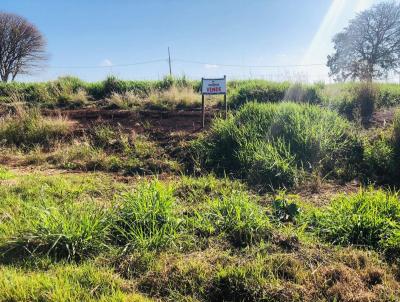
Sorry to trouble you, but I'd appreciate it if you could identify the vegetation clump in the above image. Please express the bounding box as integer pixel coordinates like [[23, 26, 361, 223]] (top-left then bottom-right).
[[0, 108, 70, 149], [195, 102, 361, 190], [311, 188, 400, 257]]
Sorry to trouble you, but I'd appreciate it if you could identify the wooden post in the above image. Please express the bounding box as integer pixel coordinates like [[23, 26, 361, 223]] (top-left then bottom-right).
[[201, 93, 205, 128], [168, 47, 172, 77], [224, 94, 227, 119], [224, 75, 227, 119]]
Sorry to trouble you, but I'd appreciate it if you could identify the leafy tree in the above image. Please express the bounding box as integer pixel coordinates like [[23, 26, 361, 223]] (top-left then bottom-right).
[[328, 2, 400, 81], [0, 12, 47, 82]]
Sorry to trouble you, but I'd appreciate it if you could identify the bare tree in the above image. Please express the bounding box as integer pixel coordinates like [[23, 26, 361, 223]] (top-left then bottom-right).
[[0, 12, 47, 82], [327, 1, 400, 82]]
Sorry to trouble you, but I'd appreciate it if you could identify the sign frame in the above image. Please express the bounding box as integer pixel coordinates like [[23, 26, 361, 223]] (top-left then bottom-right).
[[201, 77, 227, 95], [200, 75, 227, 128]]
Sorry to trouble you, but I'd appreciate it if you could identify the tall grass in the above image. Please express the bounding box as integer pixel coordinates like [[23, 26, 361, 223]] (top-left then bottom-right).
[[147, 86, 201, 110], [0, 107, 70, 149], [112, 181, 183, 252], [5, 203, 109, 261], [311, 188, 400, 256], [362, 110, 400, 184], [195, 102, 362, 189], [393, 109, 400, 148], [208, 191, 271, 246], [1, 77, 400, 117]]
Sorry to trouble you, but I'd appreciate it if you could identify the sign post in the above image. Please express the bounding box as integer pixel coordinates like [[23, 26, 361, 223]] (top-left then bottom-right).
[[200, 75, 227, 128]]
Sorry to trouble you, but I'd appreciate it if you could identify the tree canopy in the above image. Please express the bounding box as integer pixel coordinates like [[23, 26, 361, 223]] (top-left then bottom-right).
[[0, 12, 47, 82], [327, 1, 400, 81]]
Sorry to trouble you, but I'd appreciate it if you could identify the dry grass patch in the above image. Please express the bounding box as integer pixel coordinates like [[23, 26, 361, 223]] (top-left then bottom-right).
[[0, 107, 71, 149], [148, 86, 201, 110]]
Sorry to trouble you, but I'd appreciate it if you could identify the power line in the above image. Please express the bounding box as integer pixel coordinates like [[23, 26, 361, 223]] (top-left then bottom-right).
[[44, 58, 326, 70], [47, 58, 167, 69], [173, 58, 325, 68]]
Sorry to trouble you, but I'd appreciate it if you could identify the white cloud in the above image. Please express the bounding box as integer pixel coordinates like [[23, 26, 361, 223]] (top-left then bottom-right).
[[204, 64, 218, 69], [100, 59, 113, 67]]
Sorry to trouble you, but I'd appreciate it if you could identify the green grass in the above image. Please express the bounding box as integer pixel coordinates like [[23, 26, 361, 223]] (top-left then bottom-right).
[[310, 188, 400, 256], [362, 111, 400, 184], [0, 169, 399, 300], [207, 191, 271, 247], [228, 80, 320, 108], [195, 102, 362, 190], [111, 181, 184, 252], [4, 203, 110, 261], [0, 263, 151, 301], [0, 165, 14, 180]]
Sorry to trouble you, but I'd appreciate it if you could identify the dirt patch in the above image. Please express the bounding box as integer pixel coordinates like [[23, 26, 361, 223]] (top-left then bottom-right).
[[42, 107, 220, 136], [294, 180, 360, 206], [372, 107, 397, 128]]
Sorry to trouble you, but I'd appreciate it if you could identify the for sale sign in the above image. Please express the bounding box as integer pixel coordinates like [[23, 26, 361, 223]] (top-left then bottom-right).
[[201, 77, 226, 95]]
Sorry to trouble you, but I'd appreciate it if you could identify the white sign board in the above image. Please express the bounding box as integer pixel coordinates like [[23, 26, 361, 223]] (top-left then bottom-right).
[[201, 77, 226, 95]]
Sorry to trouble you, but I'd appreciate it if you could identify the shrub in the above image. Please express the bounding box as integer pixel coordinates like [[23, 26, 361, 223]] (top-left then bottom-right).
[[354, 83, 377, 125], [393, 109, 400, 149], [312, 188, 400, 255], [272, 193, 301, 223], [362, 112, 400, 184], [0, 108, 70, 149], [229, 80, 289, 108], [195, 102, 362, 189], [363, 133, 397, 183], [283, 83, 320, 104], [111, 181, 183, 251]]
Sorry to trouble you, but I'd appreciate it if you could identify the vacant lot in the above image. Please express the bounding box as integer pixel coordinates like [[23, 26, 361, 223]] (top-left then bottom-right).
[[1, 77, 400, 301]]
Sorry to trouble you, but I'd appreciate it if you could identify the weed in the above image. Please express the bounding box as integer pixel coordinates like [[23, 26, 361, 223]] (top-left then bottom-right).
[[111, 181, 183, 252], [208, 191, 271, 246]]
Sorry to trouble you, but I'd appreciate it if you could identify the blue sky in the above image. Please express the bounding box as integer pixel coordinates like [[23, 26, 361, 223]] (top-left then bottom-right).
[[0, 0, 393, 82]]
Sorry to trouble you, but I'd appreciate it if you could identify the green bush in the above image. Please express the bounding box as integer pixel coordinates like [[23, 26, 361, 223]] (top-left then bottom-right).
[[311, 188, 400, 255], [229, 81, 320, 108], [229, 80, 289, 108], [195, 102, 362, 189], [363, 133, 397, 183], [354, 83, 377, 124], [362, 111, 400, 184]]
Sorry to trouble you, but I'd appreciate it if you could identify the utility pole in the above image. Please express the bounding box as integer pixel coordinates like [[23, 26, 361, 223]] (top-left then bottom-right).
[[168, 47, 172, 77]]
